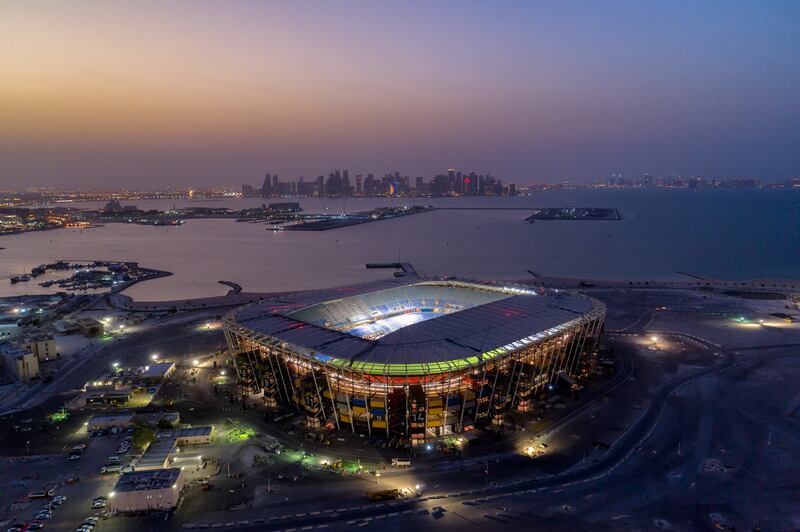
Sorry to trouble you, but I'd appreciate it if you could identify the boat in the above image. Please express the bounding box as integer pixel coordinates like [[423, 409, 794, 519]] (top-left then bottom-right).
[[11, 274, 31, 283]]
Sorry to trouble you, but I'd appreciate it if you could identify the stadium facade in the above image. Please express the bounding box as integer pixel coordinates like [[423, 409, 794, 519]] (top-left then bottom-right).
[[223, 278, 605, 444]]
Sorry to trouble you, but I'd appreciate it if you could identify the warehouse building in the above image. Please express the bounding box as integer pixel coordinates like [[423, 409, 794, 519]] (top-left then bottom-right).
[[87, 413, 135, 432], [140, 361, 177, 383], [109, 468, 184, 513], [136, 426, 213, 471], [1, 344, 40, 382]]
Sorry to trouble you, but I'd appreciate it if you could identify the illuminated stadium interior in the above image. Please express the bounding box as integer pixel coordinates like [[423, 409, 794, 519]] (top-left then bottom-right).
[[287, 283, 512, 340]]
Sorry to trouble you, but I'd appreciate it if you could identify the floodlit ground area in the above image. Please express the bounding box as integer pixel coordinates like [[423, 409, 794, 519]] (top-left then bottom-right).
[[1, 286, 799, 531]]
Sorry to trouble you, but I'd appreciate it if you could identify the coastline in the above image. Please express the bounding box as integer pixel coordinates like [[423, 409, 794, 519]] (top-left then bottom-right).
[[103, 263, 800, 313]]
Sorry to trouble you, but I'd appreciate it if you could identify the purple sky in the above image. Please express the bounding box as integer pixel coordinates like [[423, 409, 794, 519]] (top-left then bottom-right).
[[1, 1, 798, 188]]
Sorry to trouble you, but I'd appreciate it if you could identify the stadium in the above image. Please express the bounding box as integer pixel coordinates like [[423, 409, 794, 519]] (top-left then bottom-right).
[[222, 278, 606, 444]]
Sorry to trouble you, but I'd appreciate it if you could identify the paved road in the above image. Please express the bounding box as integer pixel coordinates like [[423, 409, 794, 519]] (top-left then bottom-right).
[[185, 333, 737, 531]]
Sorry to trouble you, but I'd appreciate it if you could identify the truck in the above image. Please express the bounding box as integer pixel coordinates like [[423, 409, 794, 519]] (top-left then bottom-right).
[[369, 489, 406, 502], [28, 486, 56, 499]]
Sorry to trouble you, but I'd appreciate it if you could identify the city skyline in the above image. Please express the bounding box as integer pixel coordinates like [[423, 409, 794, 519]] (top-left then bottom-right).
[[2, 3, 800, 531], [2, 1, 799, 189]]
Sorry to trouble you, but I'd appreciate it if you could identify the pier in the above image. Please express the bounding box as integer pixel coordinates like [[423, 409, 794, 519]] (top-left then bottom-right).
[[365, 262, 418, 277]]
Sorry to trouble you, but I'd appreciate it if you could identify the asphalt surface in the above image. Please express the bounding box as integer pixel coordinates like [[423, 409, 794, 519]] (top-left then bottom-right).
[[3, 287, 799, 530]]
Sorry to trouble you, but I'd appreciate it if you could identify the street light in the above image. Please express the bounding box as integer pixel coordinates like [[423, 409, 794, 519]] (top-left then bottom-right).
[[151, 353, 159, 361], [650, 336, 659, 343], [192, 359, 199, 366]]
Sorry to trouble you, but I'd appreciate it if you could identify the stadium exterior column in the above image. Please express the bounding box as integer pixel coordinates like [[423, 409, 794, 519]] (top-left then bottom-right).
[[458, 368, 469, 432], [344, 387, 356, 433], [556, 321, 584, 385], [423, 371, 430, 441], [581, 313, 605, 368], [268, 343, 292, 406], [571, 317, 597, 376], [551, 325, 575, 385], [509, 347, 527, 410], [475, 364, 490, 424], [404, 384, 410, 439], [542, 334, 561, 387], [569, 317, 594, 376], [279, 345, 300, 411], [265, 343, 289, 405], [486, 364, 502, 424], [309, 364, 327, 425], [384, 386, 390, 439], [444, 369, 454, 435], [224, 329, 242, 381], [242, 336, 264, 395], [362, 385, 372, 437], [322, 366, 341, 431]]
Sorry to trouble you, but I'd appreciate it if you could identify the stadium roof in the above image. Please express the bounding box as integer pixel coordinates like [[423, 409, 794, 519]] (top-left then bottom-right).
[[230, 278, 602, 374]]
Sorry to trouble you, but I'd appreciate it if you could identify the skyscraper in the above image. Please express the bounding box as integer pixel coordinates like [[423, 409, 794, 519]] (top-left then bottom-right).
[[262, 173, 272, 196]]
